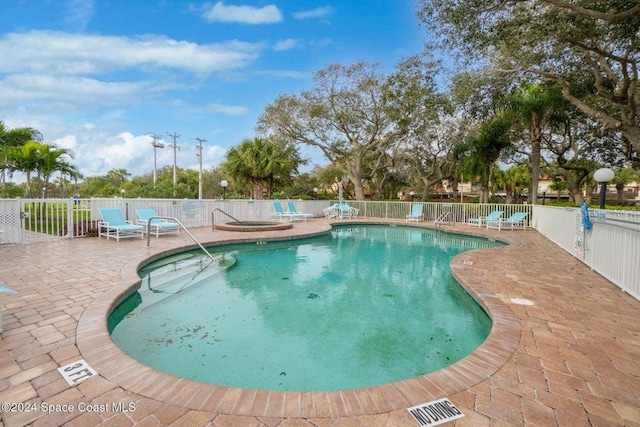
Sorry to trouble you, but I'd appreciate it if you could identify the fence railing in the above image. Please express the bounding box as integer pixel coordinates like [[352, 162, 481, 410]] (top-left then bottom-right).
[[534, 205, 640, 301], [1, 198, 534, 244], [1, 197, 637, 302]]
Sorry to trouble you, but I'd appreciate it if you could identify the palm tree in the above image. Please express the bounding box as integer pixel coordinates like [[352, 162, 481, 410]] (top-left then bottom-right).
[[497, 164, 531, 204], [612, 167, 639, 204], [6, 141, 42, 197], [36, 144, 76, 190], [223, 138, 305, 199], [0, 123, 40, 186], [456, 113, 513, 203], [505, 82, 567, 203], [106, 168, 131, 188], [6, 141, 76, 197]]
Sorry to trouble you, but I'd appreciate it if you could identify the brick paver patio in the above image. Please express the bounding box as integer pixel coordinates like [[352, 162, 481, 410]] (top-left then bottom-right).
[[1, 219, 639, 426]]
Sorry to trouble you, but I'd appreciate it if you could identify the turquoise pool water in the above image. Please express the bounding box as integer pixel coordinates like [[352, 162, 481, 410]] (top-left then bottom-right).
[[109, 225, 502, 391]]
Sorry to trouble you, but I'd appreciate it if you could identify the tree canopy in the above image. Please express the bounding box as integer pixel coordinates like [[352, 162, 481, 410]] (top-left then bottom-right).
[[257, 58, 447, 200], [221, 137, 305, 199], [417, 0, 640, 156]]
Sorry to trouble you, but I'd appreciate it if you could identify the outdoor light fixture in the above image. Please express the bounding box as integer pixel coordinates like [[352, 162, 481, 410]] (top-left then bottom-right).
[[120, 189, 125, 198], [220, 180, 228, 200], [313, 187, 318, 199], [540, 185, 549, 205], [593, 168, 615, 209]]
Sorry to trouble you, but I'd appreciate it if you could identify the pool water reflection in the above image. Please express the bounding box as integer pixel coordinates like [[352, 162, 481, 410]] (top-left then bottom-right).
[[109, 225, 503, 391]]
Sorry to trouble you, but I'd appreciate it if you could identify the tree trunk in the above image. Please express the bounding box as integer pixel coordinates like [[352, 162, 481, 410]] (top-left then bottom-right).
[[529, 115, 542, 204], [352, 178, 366, 200], [616, 183, 625, 204], [252, 181, 264, 200]]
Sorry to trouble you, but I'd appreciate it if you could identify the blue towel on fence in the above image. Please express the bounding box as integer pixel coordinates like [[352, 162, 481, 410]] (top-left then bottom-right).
[[581, 202, 592, 231]]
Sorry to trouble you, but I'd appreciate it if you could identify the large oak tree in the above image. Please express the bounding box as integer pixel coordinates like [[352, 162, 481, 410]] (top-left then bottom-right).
[[418, 0, 640, 157], [257, 58, 446, 200]]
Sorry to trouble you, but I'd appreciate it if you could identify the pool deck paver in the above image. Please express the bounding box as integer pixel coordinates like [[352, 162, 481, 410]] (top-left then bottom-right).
[[1, 218, 639, 426]]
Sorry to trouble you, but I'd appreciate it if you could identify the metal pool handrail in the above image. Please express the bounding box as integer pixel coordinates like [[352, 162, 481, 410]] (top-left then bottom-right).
[[211, 208, 241, 231], [145, 216, 216, 262]]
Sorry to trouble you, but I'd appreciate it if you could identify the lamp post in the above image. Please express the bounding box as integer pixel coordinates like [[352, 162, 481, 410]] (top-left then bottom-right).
[[540, 185, 549, 205], [409, 191, 415, 201], [120, 189, 125, 198], [313, 187, 318, 200], [220, 180, 228, 200], [593, 168, 615, 209]]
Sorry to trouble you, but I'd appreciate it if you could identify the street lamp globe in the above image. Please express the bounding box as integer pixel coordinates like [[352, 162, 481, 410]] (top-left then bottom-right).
[[540, 185, 549, 205], [593, 168, 615, 209], [220, 180, 228, 200], [593, 168, 615, 183]]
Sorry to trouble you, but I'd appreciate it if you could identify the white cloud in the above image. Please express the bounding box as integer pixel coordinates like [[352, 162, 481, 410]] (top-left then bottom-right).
[[47, 129, 227, 178], [65, 0, 95, 29], [293, 6, 333, 20], [194, 103, 249, 115], [0, 74, 147, 106], [0, 31, 264, 77], [255, 70, 311, 80], [273, 38, 299, 51], [202, 2, 282, 24]]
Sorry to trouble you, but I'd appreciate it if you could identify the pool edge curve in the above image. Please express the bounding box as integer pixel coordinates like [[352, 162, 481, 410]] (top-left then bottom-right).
[[77, 220, 520, 418]]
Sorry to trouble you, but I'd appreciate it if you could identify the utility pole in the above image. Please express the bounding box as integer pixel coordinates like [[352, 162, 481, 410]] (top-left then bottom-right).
[[195, 137, 206, 200], [166, 132, 180, 197], [148, 133, 165, 188]]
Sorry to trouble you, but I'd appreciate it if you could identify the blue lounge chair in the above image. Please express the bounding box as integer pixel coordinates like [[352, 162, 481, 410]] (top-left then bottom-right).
[[98, 208, 144, 241], [272, 201, 296, 221], [322, 202, 359, 219], [486, 212, 529, 231], [406, 203, 424, 222], [335, 202, 359, 218], [286, 201, 313, 221], [136, 208, 180, 238], [468, 210, 503, 228]]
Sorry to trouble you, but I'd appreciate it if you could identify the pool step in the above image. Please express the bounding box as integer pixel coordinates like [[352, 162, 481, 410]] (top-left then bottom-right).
[[138, 252, 204, 277], [132, 255, 237, 313], [142, 257, 216, 292]]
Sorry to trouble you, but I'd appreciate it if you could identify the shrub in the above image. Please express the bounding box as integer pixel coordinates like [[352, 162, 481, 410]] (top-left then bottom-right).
[[60, 220, 99, 237]]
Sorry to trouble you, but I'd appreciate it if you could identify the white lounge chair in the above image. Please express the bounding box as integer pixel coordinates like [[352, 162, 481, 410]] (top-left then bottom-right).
[[406, 203, 424, 222], [98, 208, 144, 241], [468, 210, 503, 228], [272, 201, 296, 221], [486, 212, 529, 231], [286, 201, 313, 221], [335, 202, 359, 218], [136, 208, 180, 238]]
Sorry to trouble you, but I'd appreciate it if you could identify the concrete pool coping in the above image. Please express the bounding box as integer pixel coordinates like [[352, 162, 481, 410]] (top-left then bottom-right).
[[75, 221, 519, 418], [2, 217, 639, 425], [213, 221, 294, 232]]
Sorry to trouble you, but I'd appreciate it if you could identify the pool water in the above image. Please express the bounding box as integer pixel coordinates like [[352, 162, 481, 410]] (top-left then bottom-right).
[[110, 225, 502, 391]]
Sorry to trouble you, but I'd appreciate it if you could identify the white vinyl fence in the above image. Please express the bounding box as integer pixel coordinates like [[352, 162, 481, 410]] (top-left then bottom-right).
[[1, 198, 637, 302], [0, 198, 533, 244], [533, 205, 640, 301]]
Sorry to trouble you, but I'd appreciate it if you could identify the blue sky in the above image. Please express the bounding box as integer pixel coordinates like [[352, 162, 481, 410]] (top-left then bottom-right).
[[0, 1, 427, 180]]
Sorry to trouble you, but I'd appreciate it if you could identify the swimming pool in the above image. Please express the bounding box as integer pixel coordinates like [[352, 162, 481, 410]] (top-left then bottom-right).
[[109, 224, 503, 391]]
